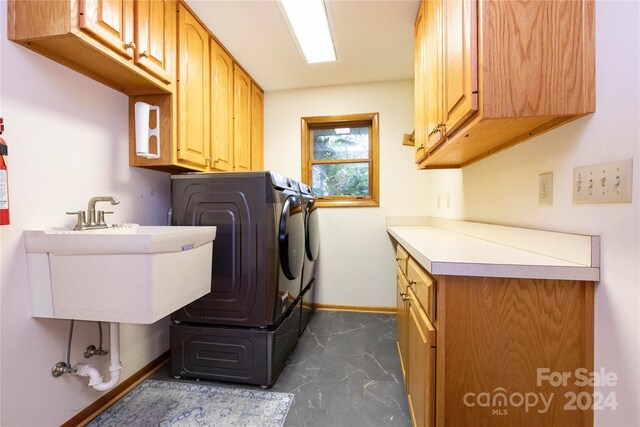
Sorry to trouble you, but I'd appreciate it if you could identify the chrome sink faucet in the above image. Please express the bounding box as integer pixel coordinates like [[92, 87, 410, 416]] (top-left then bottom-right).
[[67, 196, 120, 230]]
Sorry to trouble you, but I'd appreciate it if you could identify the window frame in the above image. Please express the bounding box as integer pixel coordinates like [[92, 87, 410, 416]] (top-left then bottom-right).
[[301, 112, 379, 208]]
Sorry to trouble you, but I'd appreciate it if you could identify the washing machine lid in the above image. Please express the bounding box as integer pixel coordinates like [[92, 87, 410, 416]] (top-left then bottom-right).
[[279, 195, 305, 280]]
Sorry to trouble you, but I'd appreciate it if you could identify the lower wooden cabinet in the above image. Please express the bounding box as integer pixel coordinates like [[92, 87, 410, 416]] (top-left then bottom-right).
[[396, 268, 409, 381], [407, 291, 436, 427], [395, 244, 595, 426]]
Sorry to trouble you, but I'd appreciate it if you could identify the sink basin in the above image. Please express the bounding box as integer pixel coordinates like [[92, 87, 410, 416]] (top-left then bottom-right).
[[24, 225, 216, 324]]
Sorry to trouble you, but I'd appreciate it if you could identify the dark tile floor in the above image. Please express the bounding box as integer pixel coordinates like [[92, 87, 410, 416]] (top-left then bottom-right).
[[274, 311, 411, 427], [151, 311, 412, 427]]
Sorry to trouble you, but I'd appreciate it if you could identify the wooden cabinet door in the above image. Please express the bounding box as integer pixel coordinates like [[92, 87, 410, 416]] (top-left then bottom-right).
[[134, 0, 174, 83], [233, 64, 251, 171], [396, 244, 409, 276], [407, 298, 436, 427], [79, 0, 134, 59], [396, 269, 409, 384], [413, 1, 427, 162], [210, 38, 234, 171], [250, 83, 264, 171], [425, 0, 444, 151], [177, 4, 210, 168], [442, 0, 477, 135]]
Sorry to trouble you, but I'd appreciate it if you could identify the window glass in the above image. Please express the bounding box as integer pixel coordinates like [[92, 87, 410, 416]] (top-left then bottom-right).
[[301, 113, 379, 207], [312, 127, 370, 160], [312, 163, 369, 196]]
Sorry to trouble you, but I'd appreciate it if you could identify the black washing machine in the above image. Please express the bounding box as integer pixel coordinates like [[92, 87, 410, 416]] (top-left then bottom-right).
[[298, 182, 319, 334], [170, 171, 305, 387]]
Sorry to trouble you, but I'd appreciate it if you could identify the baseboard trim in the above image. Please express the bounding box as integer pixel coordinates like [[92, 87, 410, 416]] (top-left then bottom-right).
[[314, 303, 396, 314], [62, 350, 170, 427]]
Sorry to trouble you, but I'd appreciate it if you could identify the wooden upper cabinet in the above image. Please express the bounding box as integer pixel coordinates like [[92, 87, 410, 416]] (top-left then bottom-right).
[[79, 0, 134, 59], [251, 83, 264, 171], [482, 0, 595, 117], [442, 0, 477, 135], [134, 0, 175, 83], [210, 38, 234, 172], [414, 0, 594, 168], [424, 0, 443, 152], [233, 64, 252, 172], [413, 1, 426, 162], [177, 4, 210, 168], [80, 0, 175, 83], [8, 0, 173, 94]]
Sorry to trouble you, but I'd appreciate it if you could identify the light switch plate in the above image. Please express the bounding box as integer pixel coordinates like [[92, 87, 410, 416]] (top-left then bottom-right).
[[539, 172, 553, 206], [573, 159, 633, 204]]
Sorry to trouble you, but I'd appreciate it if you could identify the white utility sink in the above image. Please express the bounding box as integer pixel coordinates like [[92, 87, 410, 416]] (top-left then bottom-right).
[[24, 225, 216, 324]]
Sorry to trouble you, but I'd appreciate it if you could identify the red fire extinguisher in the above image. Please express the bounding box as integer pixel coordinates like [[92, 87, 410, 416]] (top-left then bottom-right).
[[0, 117, 10, 225]]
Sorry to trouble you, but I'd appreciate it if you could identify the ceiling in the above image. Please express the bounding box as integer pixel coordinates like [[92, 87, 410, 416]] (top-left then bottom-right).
[[185, 0, 419, 92]]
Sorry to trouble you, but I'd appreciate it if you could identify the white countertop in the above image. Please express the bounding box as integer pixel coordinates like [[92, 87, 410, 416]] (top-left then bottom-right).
[[387, 219, 600, 281]]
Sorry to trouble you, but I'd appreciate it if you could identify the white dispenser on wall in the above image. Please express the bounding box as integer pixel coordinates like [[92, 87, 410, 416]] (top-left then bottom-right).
[[134, 101, 161, 159]]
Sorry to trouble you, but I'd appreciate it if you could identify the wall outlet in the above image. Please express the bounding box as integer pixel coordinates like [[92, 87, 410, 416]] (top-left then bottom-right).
[[573, 158, 633, 204], [539, 172, 553, 206]]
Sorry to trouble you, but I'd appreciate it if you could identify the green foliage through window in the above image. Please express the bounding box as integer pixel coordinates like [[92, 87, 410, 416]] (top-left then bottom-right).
[[310, 127, 370, 196], [312, 163, 369, 196]]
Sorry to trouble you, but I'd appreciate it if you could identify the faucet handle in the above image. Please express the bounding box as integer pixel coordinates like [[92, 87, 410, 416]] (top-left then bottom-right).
[[97, 211, 114, 226], [66, 211, 87, 230]]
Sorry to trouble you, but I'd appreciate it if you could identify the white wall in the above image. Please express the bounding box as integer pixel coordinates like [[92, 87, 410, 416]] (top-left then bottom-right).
[[265, 80, 430, 307], [428, 2, 640, 425], [0, 4, 172, 425]]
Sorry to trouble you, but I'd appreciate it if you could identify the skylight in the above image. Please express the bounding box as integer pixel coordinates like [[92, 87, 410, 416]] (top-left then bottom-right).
[[281, 0, 336, 64]]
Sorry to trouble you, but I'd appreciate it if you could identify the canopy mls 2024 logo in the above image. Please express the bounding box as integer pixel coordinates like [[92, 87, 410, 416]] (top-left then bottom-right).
[[463, 367, 618, 416]]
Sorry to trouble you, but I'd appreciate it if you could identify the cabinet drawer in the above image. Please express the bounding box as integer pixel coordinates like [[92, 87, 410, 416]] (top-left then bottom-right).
[[396, 245, 409, 276], [407, 257, 436, 322], [408, 287, 436, 345]]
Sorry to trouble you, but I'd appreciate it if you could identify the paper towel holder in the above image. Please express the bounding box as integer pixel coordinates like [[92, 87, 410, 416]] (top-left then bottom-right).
[[134, 102, 161, 159]]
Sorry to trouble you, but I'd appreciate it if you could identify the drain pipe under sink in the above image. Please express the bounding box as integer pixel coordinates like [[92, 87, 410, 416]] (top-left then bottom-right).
[[74, 323, 122, 391]]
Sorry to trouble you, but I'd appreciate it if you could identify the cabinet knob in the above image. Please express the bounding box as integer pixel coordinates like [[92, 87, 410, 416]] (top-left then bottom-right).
[[428, 121, 444, 137], [417, 144, 425, 151], [395, 256, 400, 261], [402, 294, 410, 301], [126, 42, 136, 50], [141, 50, 150, 58], [408, 278, 416, 287]]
